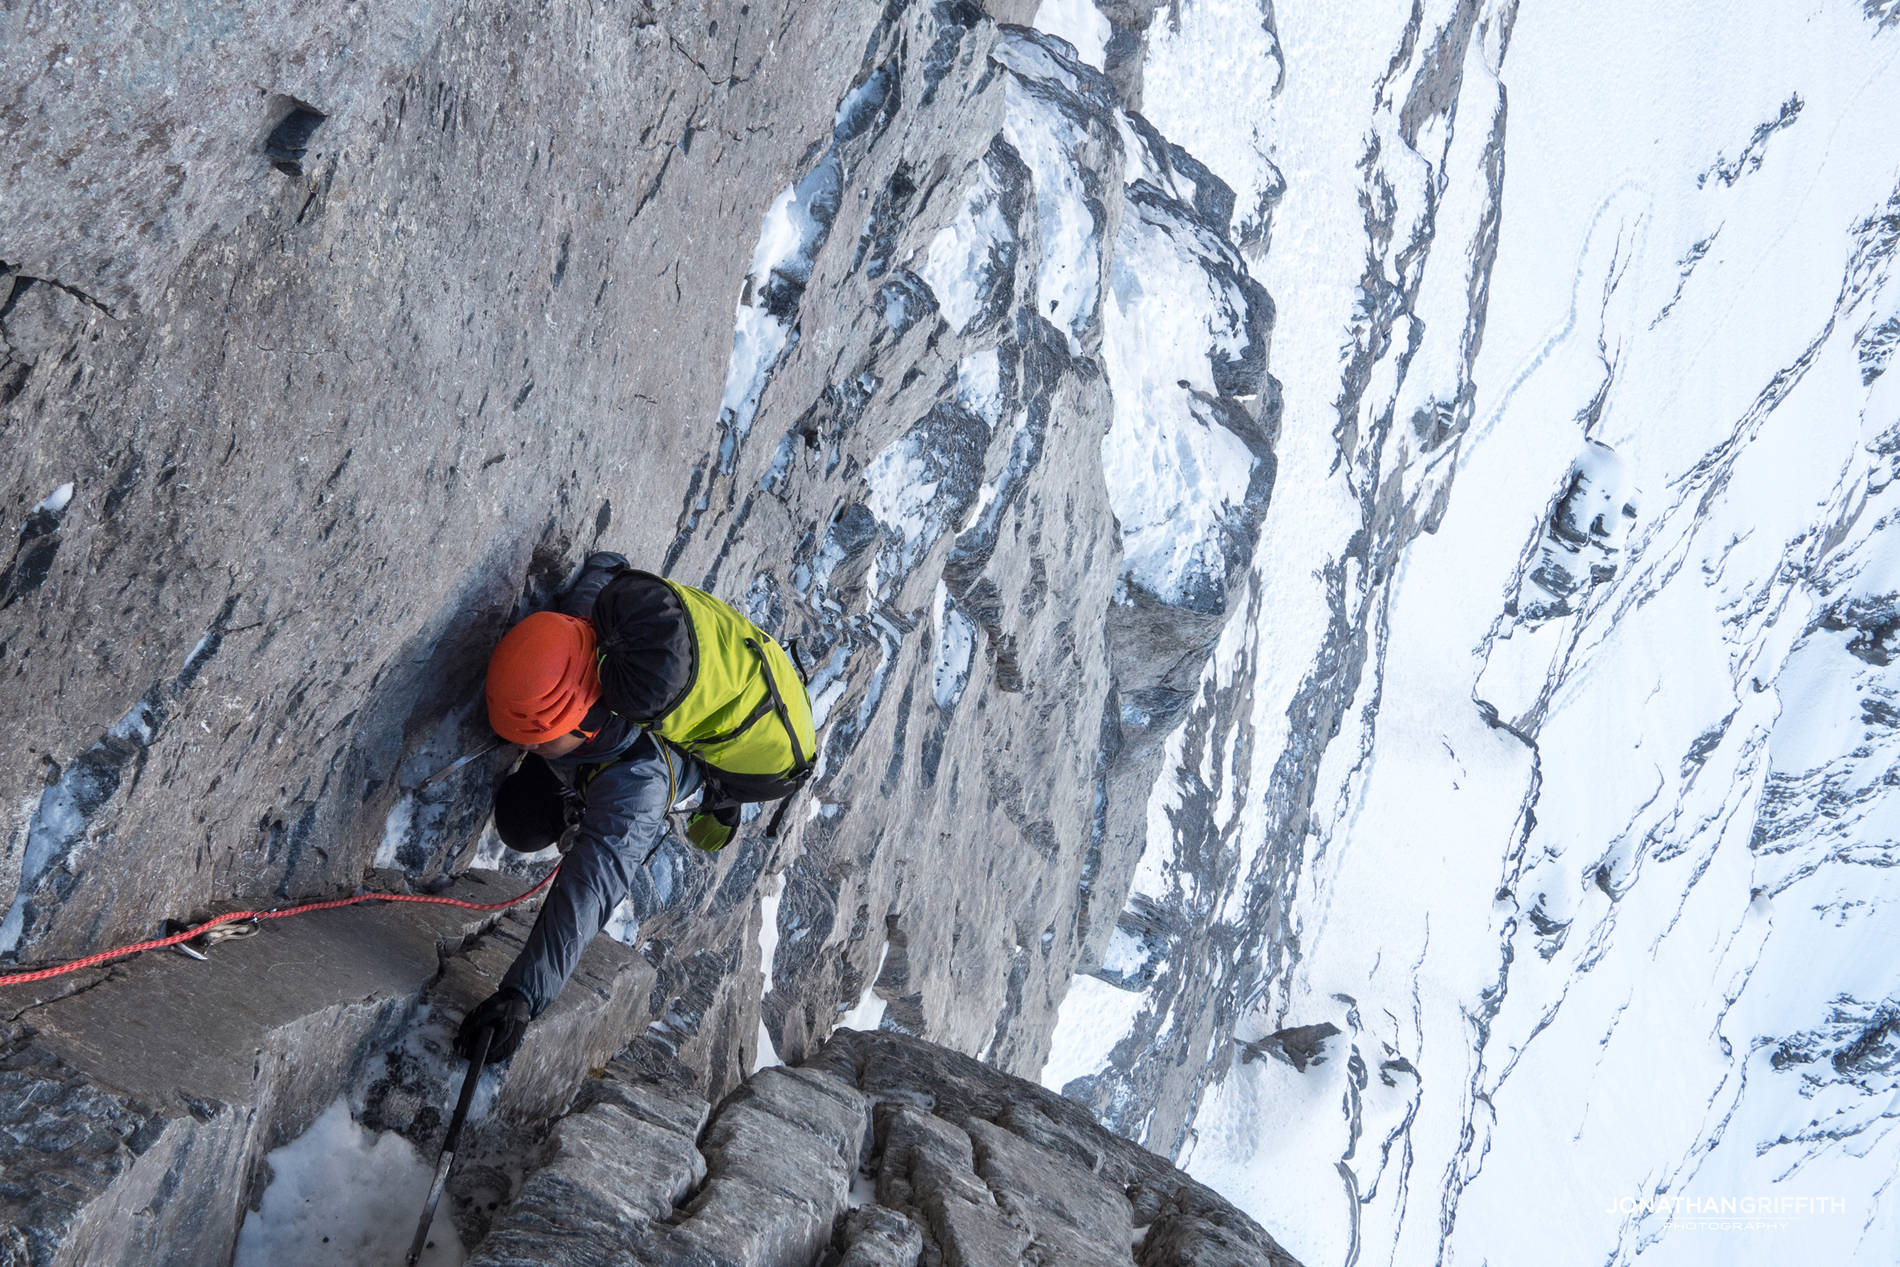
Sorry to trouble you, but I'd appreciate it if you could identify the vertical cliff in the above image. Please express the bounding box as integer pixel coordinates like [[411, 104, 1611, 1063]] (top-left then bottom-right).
[[2, 0, 1287, 1261]]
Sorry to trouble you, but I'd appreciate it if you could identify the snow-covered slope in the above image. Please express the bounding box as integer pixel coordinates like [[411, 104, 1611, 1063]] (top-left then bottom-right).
[[1034, 1, 1900, 1264]]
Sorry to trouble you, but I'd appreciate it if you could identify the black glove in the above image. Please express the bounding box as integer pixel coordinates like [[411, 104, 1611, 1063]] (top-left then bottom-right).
[[456, 987, 534, 1062]]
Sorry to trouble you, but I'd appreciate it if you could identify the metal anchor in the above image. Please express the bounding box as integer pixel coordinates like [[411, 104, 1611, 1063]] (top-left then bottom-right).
[[164, 916, 262, 961]]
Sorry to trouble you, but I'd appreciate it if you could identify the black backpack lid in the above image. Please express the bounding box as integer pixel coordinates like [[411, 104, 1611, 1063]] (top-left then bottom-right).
[[591, 570, 695, 724]]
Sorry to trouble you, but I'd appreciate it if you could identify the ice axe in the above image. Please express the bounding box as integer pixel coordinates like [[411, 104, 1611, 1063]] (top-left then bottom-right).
[[416, 741, 504, 791], [403, 1026, 492, 1265]]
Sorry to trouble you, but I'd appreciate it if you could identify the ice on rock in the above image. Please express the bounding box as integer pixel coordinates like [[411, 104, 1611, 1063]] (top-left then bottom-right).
[[31, 482, 74, 517], [233, 1098, 465, 1267], [1101, 185, 1271, 610], [1, 690, 166, 956], [915, 178, 1010, 336], [955, 347, 1004, 429], [703, 65, 894, 505], [832, 63, 894, 145], [861, 404, 989, 597], [931, 581, 976, 711], [1096, 920, 1159, 987], [837, 939, 890, 1031], [753, 877, 785, 1071], [720, 156, 842, 447], [374, 793, 417, 870], [863, 437, 939, 571], [876, 271, 937, 337], [919, 157, 1017, 335]]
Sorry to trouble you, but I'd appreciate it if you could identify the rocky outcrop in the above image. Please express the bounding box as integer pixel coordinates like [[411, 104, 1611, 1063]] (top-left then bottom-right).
[[0, 869, 651, 1267], [467, 1028, 1300, 1267], [0, 885, 1298, 1266]]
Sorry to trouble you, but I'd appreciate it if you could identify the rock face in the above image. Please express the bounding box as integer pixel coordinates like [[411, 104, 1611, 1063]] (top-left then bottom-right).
[[0, 0, 1265, 1019], [2, 0, 1286, 1261], [468, 1028, 1300, 1267], [0, 0, 891, 964], [0, 872, 1297, 1266], [0, 869, 649, 1267], [1, 0, 1276, 1126]]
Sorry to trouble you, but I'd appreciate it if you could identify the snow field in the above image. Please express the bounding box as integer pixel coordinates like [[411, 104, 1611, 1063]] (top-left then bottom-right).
[[1232, 1, 1900, 1264], [1033, 0, 1900, 1263]]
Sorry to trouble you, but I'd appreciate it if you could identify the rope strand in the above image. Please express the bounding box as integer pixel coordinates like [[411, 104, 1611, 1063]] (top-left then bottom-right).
[[0, 865, 561, 989]]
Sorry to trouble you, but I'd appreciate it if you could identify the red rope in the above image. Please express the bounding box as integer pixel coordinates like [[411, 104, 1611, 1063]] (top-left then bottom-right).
[[0, 864, 561, 988]]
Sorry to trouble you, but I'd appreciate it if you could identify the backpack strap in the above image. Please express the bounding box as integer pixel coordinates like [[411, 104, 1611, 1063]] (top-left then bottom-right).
[[746, 637, 810, 775], [763, 789, 800, 840]]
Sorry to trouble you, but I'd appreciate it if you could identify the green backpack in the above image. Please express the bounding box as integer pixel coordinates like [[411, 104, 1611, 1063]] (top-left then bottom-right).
[[591, 569, 816, 805]]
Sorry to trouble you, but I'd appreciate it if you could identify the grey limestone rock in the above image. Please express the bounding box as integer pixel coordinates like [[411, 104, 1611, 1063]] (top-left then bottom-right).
[[0, 0, 891, 963], [0, 868, 634, 1267], [469, 1029, 1300, 1267], [836, 1206, 926, 1267], [464, 1083, 710, 1266], [3, 0, 1288, 1259], [469, 1059, 871, 1267], [966, 1117, 1136, 1264], [1, 0, 1274, 1128], [877, 1106, 1033, 1265], [1238, 1023, 1342, 1073]]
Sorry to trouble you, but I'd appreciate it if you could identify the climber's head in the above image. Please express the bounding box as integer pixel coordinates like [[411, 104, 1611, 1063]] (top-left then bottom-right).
[[485, 611, 603, 752]]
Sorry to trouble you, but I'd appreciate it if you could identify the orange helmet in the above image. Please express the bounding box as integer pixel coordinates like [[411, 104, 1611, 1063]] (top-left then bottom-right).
[[485, 612, 602, 745]]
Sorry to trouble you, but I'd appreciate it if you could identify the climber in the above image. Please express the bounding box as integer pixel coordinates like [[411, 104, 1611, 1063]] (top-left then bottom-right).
[[455, 552, 815, 1063]]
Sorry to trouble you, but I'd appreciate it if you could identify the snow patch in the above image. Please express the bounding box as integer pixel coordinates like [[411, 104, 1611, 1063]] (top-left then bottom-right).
[[757, 878, 784, 990], [232, 1098, 465, 1267], [837, 940, 891, 1032], [1099, 184, 1262, 606], [863, 435, 940, 570], [1032, 0, 1111, 70], [956, 348, 1005, 428], [32, 483, 74, 517], [931, 582, 977, 711], [918, 153, 1016, 334], [720, 158, 839, 445], [374, 794, 417, 870], [1040, 973, 1145, 1092]]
